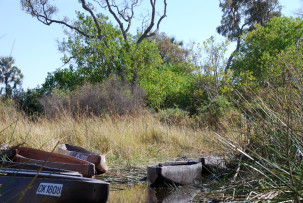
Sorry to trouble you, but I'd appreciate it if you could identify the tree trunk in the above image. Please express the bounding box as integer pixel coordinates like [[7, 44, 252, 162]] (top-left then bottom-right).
[[225, 36, 241, 73]]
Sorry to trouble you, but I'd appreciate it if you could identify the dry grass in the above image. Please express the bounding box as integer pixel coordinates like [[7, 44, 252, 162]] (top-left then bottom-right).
[[0, 103, 221, 165]]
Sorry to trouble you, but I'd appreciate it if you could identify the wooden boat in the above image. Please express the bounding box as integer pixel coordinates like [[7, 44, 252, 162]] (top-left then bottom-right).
[[55, 144, 108, 174], [0, 161, 82, 177], [13, 146, 95, 177], [200, 155, 230, 174], [0, 169, 109, 203], [147, 161, 202, 187]]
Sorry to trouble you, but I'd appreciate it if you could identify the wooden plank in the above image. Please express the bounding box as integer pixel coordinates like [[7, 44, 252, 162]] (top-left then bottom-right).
[[56, 144, 108, 173], [14, 147, 95, 177]]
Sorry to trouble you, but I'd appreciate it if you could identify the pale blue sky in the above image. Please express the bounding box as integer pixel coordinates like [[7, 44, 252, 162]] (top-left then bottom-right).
[[0, 0, 302, 89]]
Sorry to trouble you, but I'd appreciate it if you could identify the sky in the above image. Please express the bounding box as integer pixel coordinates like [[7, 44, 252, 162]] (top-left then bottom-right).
[[0, 0, 302, 90]]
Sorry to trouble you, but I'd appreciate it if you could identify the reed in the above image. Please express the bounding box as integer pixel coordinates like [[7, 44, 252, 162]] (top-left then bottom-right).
[[207, 61, 303, 202], [0, 104, 220, 165]]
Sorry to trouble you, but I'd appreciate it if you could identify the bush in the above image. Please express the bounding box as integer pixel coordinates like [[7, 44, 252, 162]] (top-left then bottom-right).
[[140, 63, 195, 110], [12, 89, 43, 118], [198, 95, 232, 128], [0, 98, 22, 122], [40, 76, 146, 118], [215, 47, 303, 201], [158, 107, 190, 126]]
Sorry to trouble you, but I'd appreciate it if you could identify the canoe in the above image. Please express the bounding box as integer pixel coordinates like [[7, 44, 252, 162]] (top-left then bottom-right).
[[0, 161, 82, 177], [147, 161, 202, 187], [200, 155, 230, 174], [13, 146, 95, 177], [55, 144, 108, 173], [0, 170, 109, 203]]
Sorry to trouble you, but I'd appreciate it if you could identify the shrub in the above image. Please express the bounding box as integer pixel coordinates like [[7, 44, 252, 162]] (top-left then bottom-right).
[[198, 95, 232, 128], [158, 107, 190, 126], [12, 89, 43, 118], [214, 46, 303, 202], [40, 76, 145, 118]]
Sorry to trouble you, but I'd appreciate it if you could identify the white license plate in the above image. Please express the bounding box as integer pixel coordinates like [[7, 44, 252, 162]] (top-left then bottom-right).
[[36, 183, 63, 197]]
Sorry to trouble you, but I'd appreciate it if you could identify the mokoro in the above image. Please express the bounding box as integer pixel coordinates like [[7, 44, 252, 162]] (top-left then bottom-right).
[[200, 155, 231, 174], [0, 171, 109, 203], [55, 144, 108, 173], [13, 146, 95, 177], [0, 161, 82, 177], [147, 161, 202, 187]]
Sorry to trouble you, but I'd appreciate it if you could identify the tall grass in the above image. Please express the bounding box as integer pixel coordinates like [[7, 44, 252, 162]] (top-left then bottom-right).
[[211, 56, 303, 202], [0, 103, 220, 165]]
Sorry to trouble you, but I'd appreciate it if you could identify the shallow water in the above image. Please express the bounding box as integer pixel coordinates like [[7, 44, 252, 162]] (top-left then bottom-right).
[[96, 166, 203, 202], [108, 183, 200, 203]]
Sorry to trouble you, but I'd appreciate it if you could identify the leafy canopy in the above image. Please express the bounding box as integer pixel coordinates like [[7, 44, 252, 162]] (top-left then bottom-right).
[[232, 17, 303, 85], [42, 12, 162, 93], [0, 57, 24, 97]]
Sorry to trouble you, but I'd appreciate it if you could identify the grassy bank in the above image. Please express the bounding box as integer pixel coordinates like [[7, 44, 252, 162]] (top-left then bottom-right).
[[0, 102, 221, 166]]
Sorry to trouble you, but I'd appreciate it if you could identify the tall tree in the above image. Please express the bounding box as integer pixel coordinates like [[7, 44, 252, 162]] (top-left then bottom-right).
[[232, 17, 303, 86], [0, 57, 24, 97], [40, 12, 162, 93], [151, 32, 189, 64], [21, 0, 167, 83], [217, 0, 281, 70], [21, 0, 167, 45]]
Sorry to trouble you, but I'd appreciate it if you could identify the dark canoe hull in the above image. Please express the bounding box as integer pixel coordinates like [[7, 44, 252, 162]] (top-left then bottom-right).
[[147, 161, 202, 187], [14, 146, 95, 177], [0, 174, 109, 203], [55, 144, 108, 174], [0, 161, 82, 177]]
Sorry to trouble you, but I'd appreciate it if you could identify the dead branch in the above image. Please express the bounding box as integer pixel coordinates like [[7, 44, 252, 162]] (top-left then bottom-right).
[[21, 0, 167, 46]]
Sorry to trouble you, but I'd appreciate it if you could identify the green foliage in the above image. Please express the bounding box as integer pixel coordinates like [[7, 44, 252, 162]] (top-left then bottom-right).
[[50, 12, 161, 89], [158, 107, 189, 126], [13, 88, 43, 117], [217, 0, 281, 69], [140, 63, 195, 110], [224, 54, 303, 201], [199, 95, 231, 116], [195, 36, 232, 95], [269, 41, 303, 87], [232, 17, 303, 86], [198, 95, 232, 127], [0, 57, 23, 97], [217, 0, 281, 41], [42, 66, 84, 94], [151, 32, 189, 64]]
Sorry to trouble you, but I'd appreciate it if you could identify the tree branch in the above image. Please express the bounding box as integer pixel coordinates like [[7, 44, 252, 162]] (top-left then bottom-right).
[[105, 0, 128, 41], [79, 0, 104, 41], [22, 0, 95, 39], [137, 0, 167, 45], [22, 0, 167, 47]]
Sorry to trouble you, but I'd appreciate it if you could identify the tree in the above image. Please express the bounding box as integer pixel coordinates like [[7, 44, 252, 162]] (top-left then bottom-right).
[[140, 63, 195, 110], [151, 32, 189, 64], [21, 0, 167, 45], [0, 57, 24, 97], [195, 36, 231, 100], [232, 17, 303, 87], [21, 0, 167, 83], [217, 0, 281, 70], [40, 12, 162, 93]]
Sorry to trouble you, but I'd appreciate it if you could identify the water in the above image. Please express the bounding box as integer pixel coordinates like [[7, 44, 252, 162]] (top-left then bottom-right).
[[96, 166, 222, 203], [96, 166, 201, 202], [108, 183, 200, 203]]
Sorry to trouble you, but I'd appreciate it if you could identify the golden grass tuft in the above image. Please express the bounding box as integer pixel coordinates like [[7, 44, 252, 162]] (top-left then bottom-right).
[[0, 101, 221, 165]]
